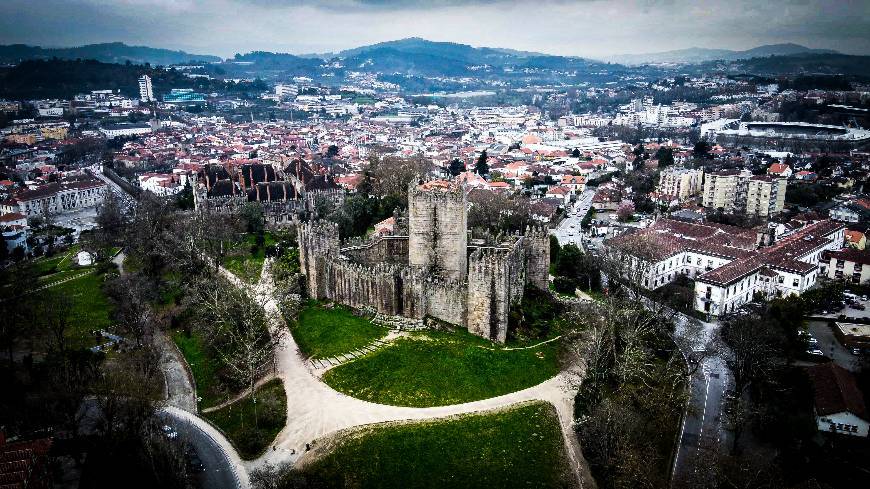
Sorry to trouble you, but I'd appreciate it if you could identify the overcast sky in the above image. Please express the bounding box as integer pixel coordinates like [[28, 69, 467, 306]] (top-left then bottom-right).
[[1, 0, 868, 59]]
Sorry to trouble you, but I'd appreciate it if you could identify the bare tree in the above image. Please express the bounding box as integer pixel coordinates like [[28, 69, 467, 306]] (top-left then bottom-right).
[[39, 290, 74, 355], [187, 277, 284, 424], [107, 273, 157, 347]]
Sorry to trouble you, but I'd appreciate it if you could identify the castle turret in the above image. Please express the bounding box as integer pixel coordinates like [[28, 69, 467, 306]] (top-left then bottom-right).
[[298, 220, 339, 299], [524, 224, 551, 291], [407, 179, 468, 281]]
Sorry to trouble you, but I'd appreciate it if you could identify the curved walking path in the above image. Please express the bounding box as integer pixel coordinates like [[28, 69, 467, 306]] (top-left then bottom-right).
[[215, 260, 595, 488]]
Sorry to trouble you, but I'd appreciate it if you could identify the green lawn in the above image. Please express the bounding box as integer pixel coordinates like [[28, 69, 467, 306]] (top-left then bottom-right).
[[222, 232, 277, 283], [171, 330, 225, 409], [51, 272, 113, 350], [322, 330, 560, 407], [292, 303, 388, 359], [204, 378, 287, 460], [32, 245, 80, 277], [296, 402, 574, 489]]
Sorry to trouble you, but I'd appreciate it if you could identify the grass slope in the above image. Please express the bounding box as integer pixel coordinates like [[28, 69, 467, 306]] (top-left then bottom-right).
[[322, 330, 559, 407], [171, 330, 224, 409], [222, 232, 276, 283], [204, 378, 287, 460], [292, 303, 388, 359], [298, 402, 574, 489], [52, 272, 113, 349]]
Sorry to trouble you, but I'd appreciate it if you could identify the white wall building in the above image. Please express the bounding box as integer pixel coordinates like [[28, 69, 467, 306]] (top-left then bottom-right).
[[139, 75, 154, 102]]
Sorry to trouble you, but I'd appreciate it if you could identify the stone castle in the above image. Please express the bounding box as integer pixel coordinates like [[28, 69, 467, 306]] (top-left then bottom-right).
[[298, 179, 550, 343]]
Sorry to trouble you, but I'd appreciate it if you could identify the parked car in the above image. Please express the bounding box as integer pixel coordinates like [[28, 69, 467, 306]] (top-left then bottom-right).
[[162, 425, 178, 440], [807, 348, 824, 356], [850, 303, 866, 310]]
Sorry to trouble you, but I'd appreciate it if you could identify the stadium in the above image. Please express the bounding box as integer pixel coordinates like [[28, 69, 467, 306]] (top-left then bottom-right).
[[715, 121, 870, 152]]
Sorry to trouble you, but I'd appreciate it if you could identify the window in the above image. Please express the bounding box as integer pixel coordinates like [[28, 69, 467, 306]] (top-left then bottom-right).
[[793, 279, 799, 287], [837, 259, 845, 269]]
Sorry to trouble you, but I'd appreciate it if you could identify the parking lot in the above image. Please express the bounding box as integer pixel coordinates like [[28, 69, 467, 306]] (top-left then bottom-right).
[[806, 320, 864, 372]]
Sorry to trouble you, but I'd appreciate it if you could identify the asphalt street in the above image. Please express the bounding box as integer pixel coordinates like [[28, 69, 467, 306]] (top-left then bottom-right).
[[551, 188, 594, 247], [159, 411, 242, 489]]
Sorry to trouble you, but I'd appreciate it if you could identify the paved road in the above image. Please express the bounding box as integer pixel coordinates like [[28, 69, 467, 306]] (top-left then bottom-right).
[[160, 408, 246, 489], [551, 189, 594, 248], [634, 296, 731, 486], [808, 320, 863, 372]]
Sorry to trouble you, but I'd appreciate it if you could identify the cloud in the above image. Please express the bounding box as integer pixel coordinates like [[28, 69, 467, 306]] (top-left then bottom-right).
[[0, 0, 867, 58]]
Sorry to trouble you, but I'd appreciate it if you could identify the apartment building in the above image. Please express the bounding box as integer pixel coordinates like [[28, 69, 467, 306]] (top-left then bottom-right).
[[657, 167, 704, 202], [703, 169, 786, 216], [138, 75, 154, 102]]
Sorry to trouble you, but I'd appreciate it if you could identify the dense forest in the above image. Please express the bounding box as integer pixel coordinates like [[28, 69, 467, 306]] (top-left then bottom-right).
[[0, 59, 266, 100]]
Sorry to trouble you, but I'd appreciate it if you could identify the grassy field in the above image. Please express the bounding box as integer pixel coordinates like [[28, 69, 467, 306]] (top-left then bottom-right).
[[51, 272, 113, 350], [204, 378, 287, 460], [33, 245, 81, 278], [296, 402, 574, 489], [322, 330, 560, 407], [292, 303, 388, 359], [171, 330, 225, 409], [222, 232, 277, 283]]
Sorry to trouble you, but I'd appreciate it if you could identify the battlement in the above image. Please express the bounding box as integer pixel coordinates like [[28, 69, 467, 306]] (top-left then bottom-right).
[[407, 178, 466, 202]]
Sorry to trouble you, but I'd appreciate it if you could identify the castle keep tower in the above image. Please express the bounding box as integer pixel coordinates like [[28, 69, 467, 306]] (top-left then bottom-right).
[[407, 179, 468, 281]]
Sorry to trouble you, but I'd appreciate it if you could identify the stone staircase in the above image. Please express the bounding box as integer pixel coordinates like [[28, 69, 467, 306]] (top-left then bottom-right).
[[308, 336, 394, 370]]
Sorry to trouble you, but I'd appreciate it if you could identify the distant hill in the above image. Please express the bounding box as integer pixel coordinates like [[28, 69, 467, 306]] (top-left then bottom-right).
[[0, 58, 265, 100], [226, 51, 322, 74], [718, 53, 870, 78], [331, 38, 552, 66], [319, 37, 610, 77], [609, 43, 839, 65], [0, 42, 221, 66]]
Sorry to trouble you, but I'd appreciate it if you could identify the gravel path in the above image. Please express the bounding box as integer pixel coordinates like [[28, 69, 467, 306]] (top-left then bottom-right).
[[216, 260, 595, 488]]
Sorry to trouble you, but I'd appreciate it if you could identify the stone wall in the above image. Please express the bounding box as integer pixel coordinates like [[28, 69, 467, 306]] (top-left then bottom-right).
[[326, 261, 403, 315], [407, 180, 468, 281], [466, 248, 512, 343], [298, 220, 340, 300], [399, 267, 467, 326], [523, 225, 551, 291], [341, 235, 410, 266]]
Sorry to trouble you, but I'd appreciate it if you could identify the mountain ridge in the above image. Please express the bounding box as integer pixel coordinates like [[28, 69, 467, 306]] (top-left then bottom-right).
[[0, 42, 221, 66], [607, 43, 840, 65]]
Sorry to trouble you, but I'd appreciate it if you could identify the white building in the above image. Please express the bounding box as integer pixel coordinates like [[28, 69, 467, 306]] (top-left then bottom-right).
[[99, 123, 152, 139], [807, 363, 869, 438], [139, 75, 154, 102], [603, 218, 844, 317], [0, 178, 108, 218]]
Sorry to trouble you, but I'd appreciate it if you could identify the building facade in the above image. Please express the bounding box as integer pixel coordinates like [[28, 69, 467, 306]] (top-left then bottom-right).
[[604, 218, 844, 317], [138, 75, 154, 102], [703, 170, 786, 216], [657, 167, 704, 202]]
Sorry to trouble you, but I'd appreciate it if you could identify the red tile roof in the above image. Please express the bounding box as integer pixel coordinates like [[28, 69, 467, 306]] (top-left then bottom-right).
[[806, 363, 868, 420]]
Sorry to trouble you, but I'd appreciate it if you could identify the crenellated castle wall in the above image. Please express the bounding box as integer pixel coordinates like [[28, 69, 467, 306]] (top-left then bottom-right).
[[297, 180, 551, 344], [341, 235, 410, 266]]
